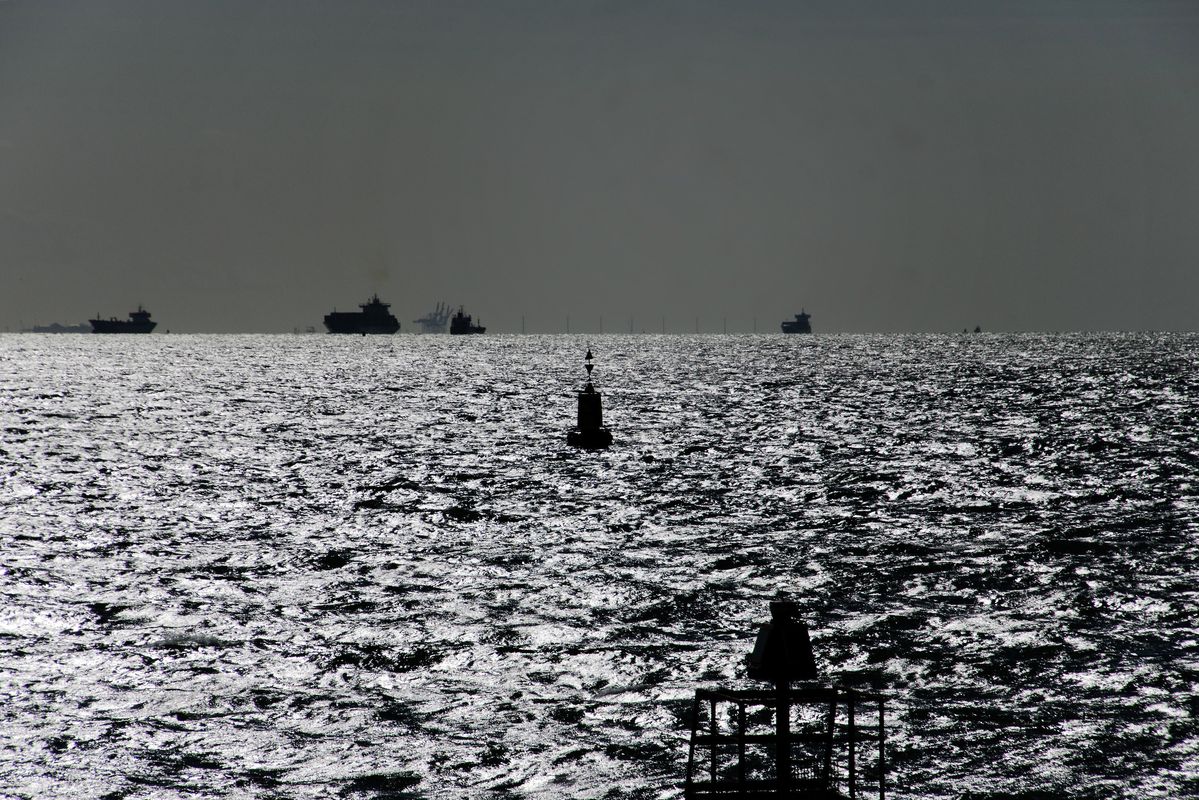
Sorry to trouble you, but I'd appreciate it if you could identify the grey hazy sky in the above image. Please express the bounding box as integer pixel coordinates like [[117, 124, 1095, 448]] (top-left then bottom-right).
[[1, 0, 1197, 332]]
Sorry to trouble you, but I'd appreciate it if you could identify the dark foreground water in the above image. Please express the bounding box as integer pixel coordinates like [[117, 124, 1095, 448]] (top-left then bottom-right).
[[1, 333, 1196, 799]]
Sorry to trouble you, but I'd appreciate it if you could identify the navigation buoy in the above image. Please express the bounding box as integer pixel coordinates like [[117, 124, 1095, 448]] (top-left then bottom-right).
[[567, 348, 613, 450]]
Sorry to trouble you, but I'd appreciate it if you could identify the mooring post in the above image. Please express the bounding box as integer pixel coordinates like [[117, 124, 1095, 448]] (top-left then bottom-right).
[[776, 678, 791, 790], [709, 697, 718, 785], [879, 695, 886, 800], [737, 701, 747, 791], [685, 694, 699, 790], [823, 694, 837, 783], [848, 687, 857, 799]]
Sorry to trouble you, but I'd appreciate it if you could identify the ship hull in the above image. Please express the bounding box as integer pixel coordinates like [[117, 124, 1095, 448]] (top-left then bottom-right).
[[90, 320, 157, 334], [324, 312, 400, 334]]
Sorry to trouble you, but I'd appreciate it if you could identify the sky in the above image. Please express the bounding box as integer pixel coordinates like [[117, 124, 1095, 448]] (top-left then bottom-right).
[[1, 0, 1197, 333]]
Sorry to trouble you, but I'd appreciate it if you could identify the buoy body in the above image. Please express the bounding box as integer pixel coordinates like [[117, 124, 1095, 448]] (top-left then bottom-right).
[[567, 428, 612, 450], [577, 385, 603, 429], [567, 349, 613, 449], [568, 384, 613, 449]]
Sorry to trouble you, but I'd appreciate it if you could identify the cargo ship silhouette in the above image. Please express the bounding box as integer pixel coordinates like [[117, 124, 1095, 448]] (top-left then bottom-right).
[[90, 306, 157, 334], [324, 295, 400, 334], [781, 310, 812, 334], [449, 307, 485, 335]]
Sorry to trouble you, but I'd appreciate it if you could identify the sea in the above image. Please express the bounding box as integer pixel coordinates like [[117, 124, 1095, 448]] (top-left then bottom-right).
[[1, 332, 1196, 799]]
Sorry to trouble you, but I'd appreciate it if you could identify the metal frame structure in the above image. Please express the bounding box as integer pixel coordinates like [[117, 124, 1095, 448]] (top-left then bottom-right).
[[684, 684, 886, 799]]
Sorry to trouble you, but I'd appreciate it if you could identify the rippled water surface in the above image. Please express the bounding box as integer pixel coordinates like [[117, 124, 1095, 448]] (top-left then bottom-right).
[[1, 333, 1197, 799]]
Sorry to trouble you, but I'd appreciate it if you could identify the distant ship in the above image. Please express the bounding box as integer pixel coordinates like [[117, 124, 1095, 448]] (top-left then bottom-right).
[[90, 306, 157, 334], [413, 301, 450, 334], [781, 310, 812, 334], [324, 294, 400, 334], [29, 322, 91, 333], [449, 307, 485, 335]]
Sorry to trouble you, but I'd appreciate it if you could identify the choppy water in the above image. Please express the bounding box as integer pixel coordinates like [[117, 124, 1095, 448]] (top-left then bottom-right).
[[1, 333, 1196, 799]]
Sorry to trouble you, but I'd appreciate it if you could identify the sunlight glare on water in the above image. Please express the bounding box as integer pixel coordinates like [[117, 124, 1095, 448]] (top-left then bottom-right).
[[1, 332, 1197, 798]]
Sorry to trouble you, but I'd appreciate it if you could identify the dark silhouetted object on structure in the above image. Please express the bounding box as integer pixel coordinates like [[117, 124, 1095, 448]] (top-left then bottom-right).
[[781, 310, 812, 334], [90, 306, 157, 333], [324, 295, 400, 334], [684, 600, 887, 799], [449, 306, 485, 334], [567, 348, 613, 450], [746, 601, 818, 684]]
